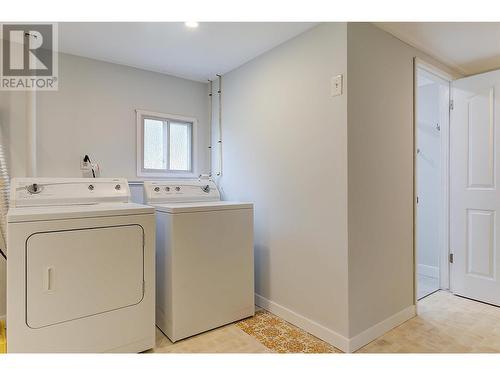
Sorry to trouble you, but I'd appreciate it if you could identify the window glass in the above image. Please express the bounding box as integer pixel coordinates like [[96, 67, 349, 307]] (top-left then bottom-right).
[[169, 122, 191, 171], [143, 118, 165, 170]]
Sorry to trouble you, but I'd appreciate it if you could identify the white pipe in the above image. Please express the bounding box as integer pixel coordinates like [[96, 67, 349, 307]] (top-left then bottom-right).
[[208, 80, 213, 177], [216, 74, 222, 177], [26, 90, 37, 177]]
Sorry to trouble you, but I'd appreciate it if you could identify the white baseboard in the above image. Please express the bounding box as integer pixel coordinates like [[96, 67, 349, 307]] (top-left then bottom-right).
[[254, 293, 350, 353], [417, 264, 439, 279], [255, 294, 415, 353], [348, 305, 416, 352]]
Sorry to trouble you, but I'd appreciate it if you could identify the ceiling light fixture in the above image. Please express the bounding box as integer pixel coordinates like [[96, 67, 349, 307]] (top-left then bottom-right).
[[185, 21, 199, 29]]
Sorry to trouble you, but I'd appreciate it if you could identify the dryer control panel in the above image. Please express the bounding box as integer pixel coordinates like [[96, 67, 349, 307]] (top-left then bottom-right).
[[10, 178, 131, 207], [144, 179, 220, 204]]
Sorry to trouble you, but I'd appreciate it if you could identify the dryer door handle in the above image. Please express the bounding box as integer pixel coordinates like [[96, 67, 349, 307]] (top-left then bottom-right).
[[44, 267, 55, 292]]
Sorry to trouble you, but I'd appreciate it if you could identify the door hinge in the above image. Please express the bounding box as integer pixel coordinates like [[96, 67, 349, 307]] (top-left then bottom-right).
[[449, 253, 454, 263], [449, 99, 454, 111]]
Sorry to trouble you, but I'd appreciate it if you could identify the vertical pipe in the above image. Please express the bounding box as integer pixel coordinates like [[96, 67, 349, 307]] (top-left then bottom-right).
[[26, 90, 37, 177], [216, 74, 222, 177], [208, 80, 213, 177]]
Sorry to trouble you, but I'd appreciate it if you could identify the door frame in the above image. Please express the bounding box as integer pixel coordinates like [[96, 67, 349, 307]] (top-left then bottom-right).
[[413, 57, 453, 305]]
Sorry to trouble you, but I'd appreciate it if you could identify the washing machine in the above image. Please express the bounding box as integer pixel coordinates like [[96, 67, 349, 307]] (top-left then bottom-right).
[[7, 178, 155, 353], [143, 179, 254, 342]]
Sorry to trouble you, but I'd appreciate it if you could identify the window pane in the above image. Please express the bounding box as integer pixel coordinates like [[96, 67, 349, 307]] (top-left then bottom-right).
[[169, 122, 191, 171], [143, 119, 166, 170]]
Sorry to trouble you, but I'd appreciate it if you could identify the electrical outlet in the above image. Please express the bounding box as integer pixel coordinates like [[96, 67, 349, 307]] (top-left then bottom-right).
[[331, 74, 343, 97], [81, 156, 90, 170]]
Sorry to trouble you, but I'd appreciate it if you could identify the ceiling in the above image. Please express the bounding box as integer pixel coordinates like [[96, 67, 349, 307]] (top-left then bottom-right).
[[58, 22, 317, 81], [375, 22, 500, 77]]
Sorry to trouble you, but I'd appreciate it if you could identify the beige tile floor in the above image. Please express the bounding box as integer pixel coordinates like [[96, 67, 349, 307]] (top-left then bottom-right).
[[359, 290, 500, 353], [148, 291, 500, 353], [148, 324, 271, 353]]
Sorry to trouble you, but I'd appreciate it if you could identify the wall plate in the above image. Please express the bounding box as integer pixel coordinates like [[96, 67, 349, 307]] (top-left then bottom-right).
[[331, 74, 343, 97]]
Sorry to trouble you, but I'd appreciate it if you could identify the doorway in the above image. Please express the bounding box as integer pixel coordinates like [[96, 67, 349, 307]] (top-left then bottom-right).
[[415, 62, 451, 300]]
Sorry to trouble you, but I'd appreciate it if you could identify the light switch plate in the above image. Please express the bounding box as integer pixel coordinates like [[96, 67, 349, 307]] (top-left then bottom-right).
[[331, 74, 343, 97]]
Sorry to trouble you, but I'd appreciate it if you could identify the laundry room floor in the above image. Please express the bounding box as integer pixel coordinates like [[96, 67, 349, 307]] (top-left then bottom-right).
[[148, 291, 500, 354], [148, 307, 338, 353], [358, 290, 500, 353]]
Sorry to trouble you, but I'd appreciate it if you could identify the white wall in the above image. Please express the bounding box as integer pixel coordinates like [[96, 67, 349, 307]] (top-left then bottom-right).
[[417, 80, 441, 272], [213, 23, 350, 340], [36, 53, 209, 179], [346, 22, 459, 340]]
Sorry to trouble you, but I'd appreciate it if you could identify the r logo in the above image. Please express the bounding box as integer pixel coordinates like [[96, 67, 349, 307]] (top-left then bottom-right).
[[2, 24, 53, 76]]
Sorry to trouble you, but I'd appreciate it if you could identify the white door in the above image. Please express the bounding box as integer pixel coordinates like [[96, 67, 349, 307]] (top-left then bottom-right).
[[450, 69, 500, 306]]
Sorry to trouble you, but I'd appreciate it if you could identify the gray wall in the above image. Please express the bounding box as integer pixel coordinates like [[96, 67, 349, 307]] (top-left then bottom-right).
[[36, 53, 209, 179], [213, 23, 350, 337], [346, 22, 459, 337]]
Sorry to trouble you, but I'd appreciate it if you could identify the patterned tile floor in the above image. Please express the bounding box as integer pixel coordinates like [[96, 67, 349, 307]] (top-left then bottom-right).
[[236, 310, 339, 353]]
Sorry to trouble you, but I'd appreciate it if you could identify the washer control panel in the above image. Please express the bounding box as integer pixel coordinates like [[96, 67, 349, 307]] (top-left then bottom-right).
[[144, 180, 220, 204]]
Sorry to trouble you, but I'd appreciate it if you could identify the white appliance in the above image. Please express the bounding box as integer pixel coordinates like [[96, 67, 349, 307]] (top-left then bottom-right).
[[144, 179, 254, 342], [7, 178, 155, 353]]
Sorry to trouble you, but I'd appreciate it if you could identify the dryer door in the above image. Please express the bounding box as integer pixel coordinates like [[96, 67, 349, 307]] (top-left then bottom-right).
[[26, 224, 144, 328]]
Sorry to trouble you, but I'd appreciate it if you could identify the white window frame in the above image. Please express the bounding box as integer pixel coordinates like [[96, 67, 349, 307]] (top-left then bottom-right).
[[136, 109, 198, 178]]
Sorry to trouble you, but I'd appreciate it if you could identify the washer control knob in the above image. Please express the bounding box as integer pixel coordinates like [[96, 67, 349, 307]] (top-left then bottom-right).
[[88, 184, 94, 191], [165, 187, 170, 192], [175, 186, 181, 192], [154, 187, 160, 192], [115, 184, 121, 190]]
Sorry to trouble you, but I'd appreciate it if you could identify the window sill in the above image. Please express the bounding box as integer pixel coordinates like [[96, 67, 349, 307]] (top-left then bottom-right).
[[132, 172, 199, 183]]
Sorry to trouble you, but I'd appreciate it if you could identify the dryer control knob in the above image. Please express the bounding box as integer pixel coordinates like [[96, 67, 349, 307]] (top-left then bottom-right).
[[175, 186, 181, 192], [154, 187, 160, 192], [27, 183, 42, 194]]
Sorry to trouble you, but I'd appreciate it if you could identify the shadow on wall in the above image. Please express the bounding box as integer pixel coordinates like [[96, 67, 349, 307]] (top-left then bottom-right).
[[254, 244, 271, 299]]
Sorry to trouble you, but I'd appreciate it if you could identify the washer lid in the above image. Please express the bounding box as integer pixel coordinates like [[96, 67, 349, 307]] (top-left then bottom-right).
[[7, 202, 154, 223], [153, 201, 253, 214]]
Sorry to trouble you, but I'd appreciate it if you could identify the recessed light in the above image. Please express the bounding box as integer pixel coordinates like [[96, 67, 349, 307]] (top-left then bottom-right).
[[185, 22, 199, 29]]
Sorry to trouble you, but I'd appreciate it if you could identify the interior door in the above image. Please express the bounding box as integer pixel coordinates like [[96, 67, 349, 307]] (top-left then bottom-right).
[[450, 69, 500, 306]]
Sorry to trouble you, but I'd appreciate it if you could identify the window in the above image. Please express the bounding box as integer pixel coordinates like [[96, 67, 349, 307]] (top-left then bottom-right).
[[137, 110, 196, 177]]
